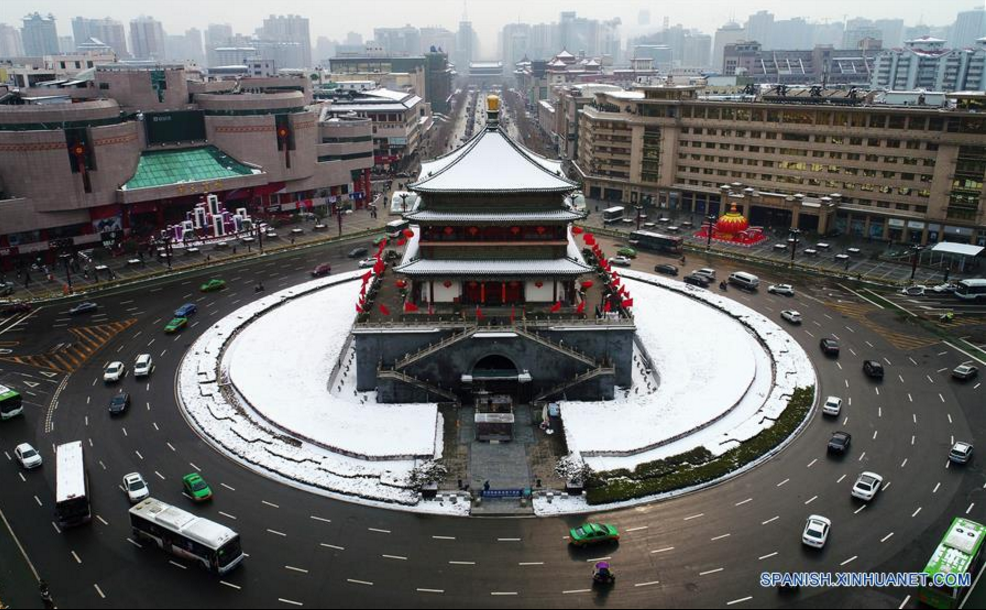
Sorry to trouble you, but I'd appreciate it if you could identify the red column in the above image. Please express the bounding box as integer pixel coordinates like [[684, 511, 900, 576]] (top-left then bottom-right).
[[481, 282, 486, 304]]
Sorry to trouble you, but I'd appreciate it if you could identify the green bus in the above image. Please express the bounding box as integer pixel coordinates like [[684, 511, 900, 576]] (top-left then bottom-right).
[[918, 517, 984, 609], [0, 384, 23, 420]]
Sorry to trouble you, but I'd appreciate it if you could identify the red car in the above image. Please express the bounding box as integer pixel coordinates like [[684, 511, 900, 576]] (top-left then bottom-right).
[[311, 263, 332, 277], [1, 303, 32, 316]]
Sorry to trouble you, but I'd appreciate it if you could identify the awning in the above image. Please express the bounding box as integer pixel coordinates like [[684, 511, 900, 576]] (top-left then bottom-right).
[[931, 242, 984, 257]]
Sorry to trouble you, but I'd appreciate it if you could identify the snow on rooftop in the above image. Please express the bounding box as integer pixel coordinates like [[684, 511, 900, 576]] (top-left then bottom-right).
[[411, 128, 576, 193]]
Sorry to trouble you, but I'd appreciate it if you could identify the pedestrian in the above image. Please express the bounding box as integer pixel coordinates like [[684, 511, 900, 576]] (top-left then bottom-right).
[[232, 246, 237, 255]]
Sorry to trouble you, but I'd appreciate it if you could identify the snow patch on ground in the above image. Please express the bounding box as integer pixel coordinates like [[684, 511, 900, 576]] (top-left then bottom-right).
[[177, 270, 465, 514], [558, 270, 815, 479]]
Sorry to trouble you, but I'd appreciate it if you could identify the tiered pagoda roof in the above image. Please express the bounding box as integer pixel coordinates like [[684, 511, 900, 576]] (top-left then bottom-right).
[[410, 127, 576, 194]]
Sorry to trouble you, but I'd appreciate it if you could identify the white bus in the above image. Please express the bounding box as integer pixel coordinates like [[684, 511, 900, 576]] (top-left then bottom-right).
[[954, 278, 986, 301], [602, 206, 625, 224], [129, 498, 244, 574], [55, 441, 91, 527]]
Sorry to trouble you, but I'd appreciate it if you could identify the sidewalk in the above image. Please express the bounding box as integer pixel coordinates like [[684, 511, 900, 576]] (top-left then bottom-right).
[[580, 201, 976, 287], [1, 204, 392, 303]]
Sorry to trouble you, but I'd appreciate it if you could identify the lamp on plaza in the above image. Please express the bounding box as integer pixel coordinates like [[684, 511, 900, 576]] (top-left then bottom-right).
[[634, 203, 644, 230], [789, 228, 802, 264], [399, 192, 410, 215], [910, 245, 925, 281]]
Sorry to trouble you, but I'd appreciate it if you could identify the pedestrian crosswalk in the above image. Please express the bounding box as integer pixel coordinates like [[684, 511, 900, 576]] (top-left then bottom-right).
[[826, 301, 940, 351], [0, 318, 137, 373]]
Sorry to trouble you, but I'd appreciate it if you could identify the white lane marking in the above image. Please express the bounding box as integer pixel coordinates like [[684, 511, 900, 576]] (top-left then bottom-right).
[[285, 565, 309, 574], [94, 584, 105, 599], [72, 550, 82, 564], [805, 496, 818, 505], [346, 579, 373, 586], [432, 535, 456, 540], [320, 543, 345, 551], [735, 498, 753, 507], [699, 567, 724, 576], [651, 546, 675, 554], [218, 511, 237, 520], [634, 580, 660, 587], [762, 516, 780, 525], [683, 513, 704, 521], [266, 529, 286, 537], [220, 581, 241, 590], [912, 507, 922, 518], [840, 556, 858, 566], [310, 515, 331, 524], [382, 554, 407, 561], [368, 527, 391, 534], [262, 500, 280, 508], [727, 597, 753, 606], [881, 532, 894, 543], [417, 588, 444, 594], [449, 560, 476, 565], [758, 552, 778, 560], [710, 533, 731, 541], [277, 598, 303, 606]]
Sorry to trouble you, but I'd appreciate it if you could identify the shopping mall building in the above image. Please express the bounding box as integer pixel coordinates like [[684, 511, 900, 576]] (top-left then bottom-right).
[[575, 85, 986, 246], [0, 63, 375, 268]]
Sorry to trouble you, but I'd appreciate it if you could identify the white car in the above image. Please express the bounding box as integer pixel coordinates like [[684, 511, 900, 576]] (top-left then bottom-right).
[[608, 256, 632, 267], [14, 443, 42, 469], [695, 268, 716, 280], [103, 361, 126, 383], [949, 442, 973, 464], [781, 310, 802, 324], [358, 258, 377, 269], [851, 472, 884, 501], [802, 514, 831, 548], [133, 354, 154, 378], [122, 472, 150, 504], [768, 284, 796, 297], [822, 396, 843, 416]]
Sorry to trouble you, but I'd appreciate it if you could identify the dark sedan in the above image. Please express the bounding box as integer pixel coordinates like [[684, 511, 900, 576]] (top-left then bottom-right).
[[819, 337, 840, 357], [863, 360, 885, 379], [654, 264, 679, 277], [828, 431, 852, 454], [108, 392, 131, 416]]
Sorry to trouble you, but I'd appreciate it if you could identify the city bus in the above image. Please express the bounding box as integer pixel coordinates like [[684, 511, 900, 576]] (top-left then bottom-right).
[[602, 206, 625, 224], [129, 498, 244, 574], [628, 230, 684, 255], [0, 384, 23, 420], [55, 441, 91, 527], [954, 278, 986, 301], [386, 218, 410, 239], [917, 517, 984, 609]]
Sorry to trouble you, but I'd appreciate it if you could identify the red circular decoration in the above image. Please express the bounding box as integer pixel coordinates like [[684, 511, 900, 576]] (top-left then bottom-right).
[[536, 226, 546, 235], [443, 226, 454, 235], [73, 145, 85, 156], [278, 128, 288, 137], [443, 280, 452, 288], [468, 226, 479, 236], [510, 226, 521, 235], [535, 281, 544, 288]]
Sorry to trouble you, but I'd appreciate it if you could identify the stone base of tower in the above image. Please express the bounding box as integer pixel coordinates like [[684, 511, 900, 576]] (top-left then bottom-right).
[[353, 322, 635, 404]]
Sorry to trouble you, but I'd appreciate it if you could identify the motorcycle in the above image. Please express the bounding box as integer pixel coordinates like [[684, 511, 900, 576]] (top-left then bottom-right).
[[719, 280, 728, 291], [592, 562, 616, 586]]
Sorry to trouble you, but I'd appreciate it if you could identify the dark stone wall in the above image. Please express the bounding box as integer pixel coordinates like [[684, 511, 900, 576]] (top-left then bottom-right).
[[355, 325, 634, 403]]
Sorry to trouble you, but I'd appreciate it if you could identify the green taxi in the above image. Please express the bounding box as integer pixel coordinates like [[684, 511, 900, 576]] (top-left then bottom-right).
[[200, 278, 226, 293], [182, 473, 213, 502], [616, 247, 638, 258], [569, 522, 620, 547], [164, 317, 188, 334]]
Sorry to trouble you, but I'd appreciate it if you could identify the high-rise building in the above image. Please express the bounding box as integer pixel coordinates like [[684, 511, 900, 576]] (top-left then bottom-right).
[[72, 17, 128, 58], [58, 35, 75, 54], [420, 27, 455, 57], [373, 25, 421, 57], [0, 24, 24, 57], [130, 16, 166, 61], [167, 28, 204, 65], [259, 14, 311, 68], [455, 21, 475, 71], [872, 37, 986, 92], [500, 23, 531, 75], [746, 10, 774, 48], [713, 21, 745, 72], [951, 7, 986, 49], [21, 12, 59, 56], [205, 23, 234, 67]]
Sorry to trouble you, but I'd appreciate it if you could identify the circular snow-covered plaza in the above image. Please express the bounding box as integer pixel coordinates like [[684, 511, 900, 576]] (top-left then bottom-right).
[[176, 268, 815, 515]]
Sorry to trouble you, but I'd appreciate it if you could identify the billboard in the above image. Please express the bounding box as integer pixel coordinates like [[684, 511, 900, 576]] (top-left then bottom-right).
[[144, 110, 206, 146]]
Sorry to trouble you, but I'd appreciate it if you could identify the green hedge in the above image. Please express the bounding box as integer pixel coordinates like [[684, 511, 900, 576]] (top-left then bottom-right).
[[585, 386, 815, 504]]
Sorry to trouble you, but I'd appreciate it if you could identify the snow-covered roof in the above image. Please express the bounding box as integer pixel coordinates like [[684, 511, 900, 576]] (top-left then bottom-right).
[[396, 257, 591, 277], [411, 127, 576, 194], [405, 209, 584, 223]]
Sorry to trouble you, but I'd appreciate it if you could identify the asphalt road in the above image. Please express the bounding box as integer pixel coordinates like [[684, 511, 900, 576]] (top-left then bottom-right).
[[0, 234, 983, 609]]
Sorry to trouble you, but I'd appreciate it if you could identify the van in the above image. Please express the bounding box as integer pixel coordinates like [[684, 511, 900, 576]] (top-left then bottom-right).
[[728, 271, 760, 291]]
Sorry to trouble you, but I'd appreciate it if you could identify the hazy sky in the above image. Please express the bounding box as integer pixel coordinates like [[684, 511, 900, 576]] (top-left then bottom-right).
[[1, 0, 977, 55]]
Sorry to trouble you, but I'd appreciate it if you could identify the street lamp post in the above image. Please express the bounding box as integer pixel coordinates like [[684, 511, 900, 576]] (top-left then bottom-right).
[[635, 204, 644, 230], [910, 245, 925, 281], [705, 214, 717, 251], [60, 253, 73, 292], [400, 192, 409, 215], [789, 228, 801, 264]]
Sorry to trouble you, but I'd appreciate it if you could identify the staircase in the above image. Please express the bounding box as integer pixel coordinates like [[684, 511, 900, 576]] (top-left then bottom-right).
[[533, 366, 615, 402], [377, 369, 459, 403], [512, 327, 599, 367], [393, 327, 481, 370]]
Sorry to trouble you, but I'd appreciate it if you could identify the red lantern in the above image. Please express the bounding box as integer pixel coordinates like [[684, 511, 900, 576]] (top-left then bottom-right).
[[468, 226, 479, 236], [443, 280, 453, 288], [404, 302, 419, 313], [443, 226, 454, 235], [397, 238, 406, 246], [535, 226, 546, 235], [534, 281, 544, 288], [580, 280, 594, 289], [572, 226, 584, 234], [550, 301, 562, 313], [403, 228, 414, 238], [510, 226, 521, 235], [396, 280, 407, 288]]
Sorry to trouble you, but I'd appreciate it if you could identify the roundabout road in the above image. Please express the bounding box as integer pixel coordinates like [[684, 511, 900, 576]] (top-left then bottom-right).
[[0, 238, 982, 609]]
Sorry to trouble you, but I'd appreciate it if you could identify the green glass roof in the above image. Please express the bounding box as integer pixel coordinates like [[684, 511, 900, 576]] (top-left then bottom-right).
[[122, 145, 257, 191]]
